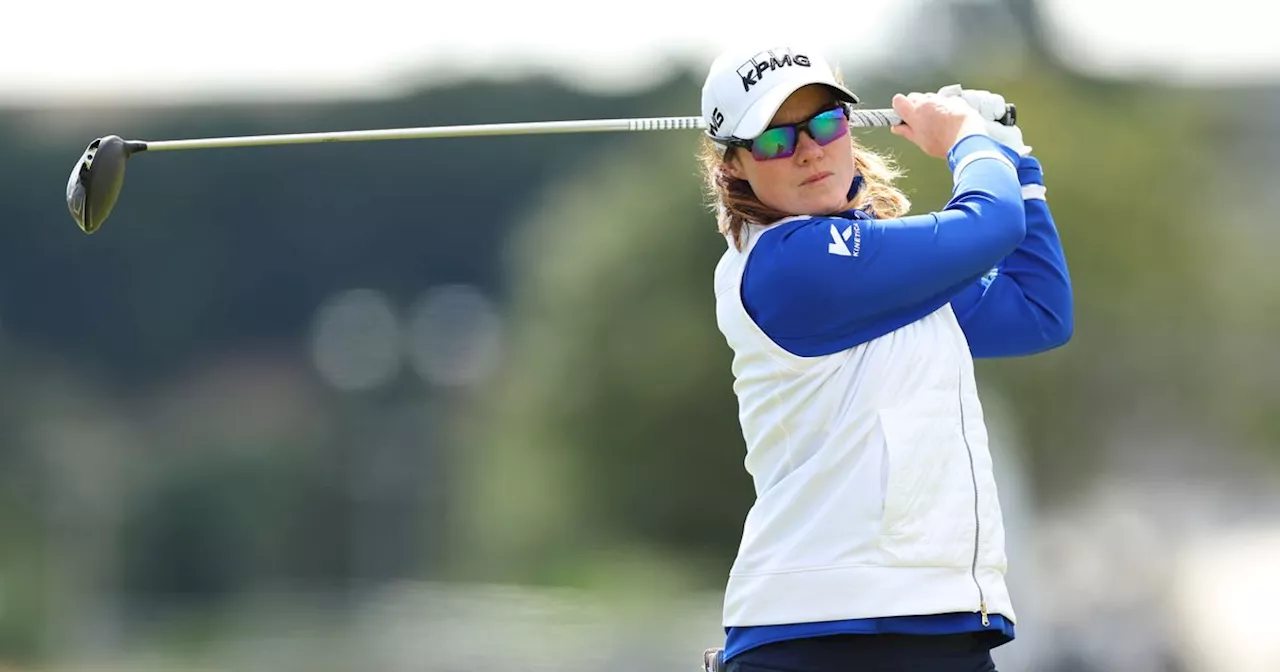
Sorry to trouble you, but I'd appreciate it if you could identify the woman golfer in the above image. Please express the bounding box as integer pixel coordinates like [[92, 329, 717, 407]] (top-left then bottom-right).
[[699, 43, 1073, 672]]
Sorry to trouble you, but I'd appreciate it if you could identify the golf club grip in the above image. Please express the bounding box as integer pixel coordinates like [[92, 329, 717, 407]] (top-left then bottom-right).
[[999, 103, 1017, 126], [847, 103, 1016, 128]]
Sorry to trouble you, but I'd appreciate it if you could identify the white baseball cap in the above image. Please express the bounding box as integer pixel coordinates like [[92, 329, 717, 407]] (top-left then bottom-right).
[[701, 44, 859, 147]]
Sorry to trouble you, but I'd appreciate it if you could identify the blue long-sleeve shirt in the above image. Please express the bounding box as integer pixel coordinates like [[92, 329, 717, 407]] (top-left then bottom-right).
[[724, 135, 1072, 662], [740, 135, 1072, 360], [948, 155, 1073, 356]]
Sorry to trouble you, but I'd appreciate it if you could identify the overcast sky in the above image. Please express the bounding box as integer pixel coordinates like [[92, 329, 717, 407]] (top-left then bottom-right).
[[3, 0, 1276, 107]]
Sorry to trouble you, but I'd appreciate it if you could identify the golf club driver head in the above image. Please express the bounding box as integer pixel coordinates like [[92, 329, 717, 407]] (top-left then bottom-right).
[[66, 135, 140, 234]]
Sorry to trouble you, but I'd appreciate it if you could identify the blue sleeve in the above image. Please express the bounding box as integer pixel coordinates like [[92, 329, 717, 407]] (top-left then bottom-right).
[[741, 134, 1027, 357], [947, 155, 1074, 358]]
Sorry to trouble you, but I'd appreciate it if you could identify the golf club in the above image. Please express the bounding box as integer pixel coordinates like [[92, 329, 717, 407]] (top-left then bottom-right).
[[65, 104, 1016, 234]]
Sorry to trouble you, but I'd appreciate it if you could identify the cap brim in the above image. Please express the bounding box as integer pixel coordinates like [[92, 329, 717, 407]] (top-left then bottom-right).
[[731, 82, 860, 141]]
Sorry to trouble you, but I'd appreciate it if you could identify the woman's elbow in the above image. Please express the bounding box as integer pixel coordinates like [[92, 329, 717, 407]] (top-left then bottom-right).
[[956, 189, 1027, 252], [1042, 296, 1074, 349], [1046, 318, 1073, 349], [994, 194, 1028, 248]]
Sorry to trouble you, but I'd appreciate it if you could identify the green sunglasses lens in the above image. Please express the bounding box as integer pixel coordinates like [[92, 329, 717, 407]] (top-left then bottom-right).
[[751, 127, 798, 160], [809, 108, 848, 144]]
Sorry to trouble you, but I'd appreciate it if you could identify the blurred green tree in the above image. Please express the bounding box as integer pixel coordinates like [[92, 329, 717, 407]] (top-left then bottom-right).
[[448, 128, 755, 589]]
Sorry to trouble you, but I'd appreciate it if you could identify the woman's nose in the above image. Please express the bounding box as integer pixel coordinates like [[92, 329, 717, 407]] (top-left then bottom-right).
[[793, 131, 824, 163]]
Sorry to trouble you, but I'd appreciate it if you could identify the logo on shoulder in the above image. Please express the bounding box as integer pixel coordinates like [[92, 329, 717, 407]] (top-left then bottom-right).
[[828, 222, 861, 257], [737, 48, 811, 92]]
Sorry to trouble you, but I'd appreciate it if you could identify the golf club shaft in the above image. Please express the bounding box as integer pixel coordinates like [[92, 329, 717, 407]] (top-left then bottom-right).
[[133, 109, 911, 152]]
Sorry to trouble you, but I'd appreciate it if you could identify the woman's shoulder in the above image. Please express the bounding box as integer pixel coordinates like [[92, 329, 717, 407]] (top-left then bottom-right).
[[751, 209, 877, 246]]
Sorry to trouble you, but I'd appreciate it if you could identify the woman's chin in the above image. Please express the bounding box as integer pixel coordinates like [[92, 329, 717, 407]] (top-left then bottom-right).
[[810, 194, 852, 216]]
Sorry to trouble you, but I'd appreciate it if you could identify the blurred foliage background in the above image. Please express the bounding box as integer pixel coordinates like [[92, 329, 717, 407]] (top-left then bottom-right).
[[1, 1, 1278, 670]]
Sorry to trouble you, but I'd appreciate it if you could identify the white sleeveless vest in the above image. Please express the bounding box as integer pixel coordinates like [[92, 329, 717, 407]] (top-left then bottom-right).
[[713, 218, 1015, 628]]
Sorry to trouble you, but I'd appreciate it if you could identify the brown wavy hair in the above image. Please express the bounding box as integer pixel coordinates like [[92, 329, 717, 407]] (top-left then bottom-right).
[[698, 88, 911, 250]]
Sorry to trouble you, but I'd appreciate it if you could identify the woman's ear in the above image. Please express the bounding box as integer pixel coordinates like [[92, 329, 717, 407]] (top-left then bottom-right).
[[723, 150, 748, 180]]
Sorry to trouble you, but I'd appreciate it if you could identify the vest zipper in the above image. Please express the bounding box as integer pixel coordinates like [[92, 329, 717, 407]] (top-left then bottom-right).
[[957, 365, 990, 627]]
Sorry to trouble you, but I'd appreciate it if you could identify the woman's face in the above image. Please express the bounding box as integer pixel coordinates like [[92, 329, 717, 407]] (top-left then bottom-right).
[[726, 84, 856, 218]]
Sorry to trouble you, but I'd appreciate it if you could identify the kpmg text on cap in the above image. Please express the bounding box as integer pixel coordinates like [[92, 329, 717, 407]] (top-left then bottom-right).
[[737, 48, 812, 92]]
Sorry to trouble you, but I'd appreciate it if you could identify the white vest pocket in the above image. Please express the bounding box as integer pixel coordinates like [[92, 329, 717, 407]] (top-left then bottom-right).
[[876, 393, 979, 568]]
